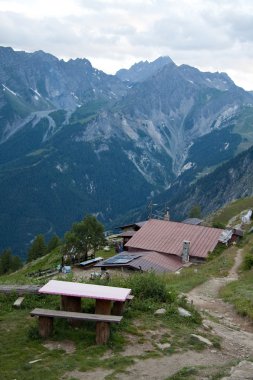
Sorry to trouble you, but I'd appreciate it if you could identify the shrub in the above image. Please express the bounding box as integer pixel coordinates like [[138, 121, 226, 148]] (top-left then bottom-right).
[[242, 252, 253, 270], [212, 221, 226, 229], [106, 271, 177, 303]]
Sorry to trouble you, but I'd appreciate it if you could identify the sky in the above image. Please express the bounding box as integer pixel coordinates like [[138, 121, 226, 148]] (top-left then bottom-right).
[[0, 0, 253, 90]]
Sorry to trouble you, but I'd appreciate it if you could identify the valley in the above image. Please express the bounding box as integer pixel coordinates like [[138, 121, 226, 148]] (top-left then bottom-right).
[[1, 47, 253, 258]]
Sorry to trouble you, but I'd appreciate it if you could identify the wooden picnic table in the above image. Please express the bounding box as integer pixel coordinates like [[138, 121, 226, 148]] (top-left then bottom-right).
[[39, 280, 131, 343]]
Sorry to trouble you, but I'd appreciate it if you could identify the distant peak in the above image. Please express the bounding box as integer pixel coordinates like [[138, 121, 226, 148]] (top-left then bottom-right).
[[116, 56, 175, 83], [32, 50, 58, 61]]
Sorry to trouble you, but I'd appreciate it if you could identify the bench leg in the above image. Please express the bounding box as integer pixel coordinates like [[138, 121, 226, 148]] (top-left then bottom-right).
[[38, 316, 53, 338], [96, 322, 110, 344], [111, 301, 125, 316]]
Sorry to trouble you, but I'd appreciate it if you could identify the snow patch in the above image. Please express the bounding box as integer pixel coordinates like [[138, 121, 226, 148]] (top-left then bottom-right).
[[87, 181, 96, 194], [2, 84, 17, 96], [71, 92, 79, 100], [181, 162, 194, 172], [56, 163, 68, 173], [31, 88, 42, 97]]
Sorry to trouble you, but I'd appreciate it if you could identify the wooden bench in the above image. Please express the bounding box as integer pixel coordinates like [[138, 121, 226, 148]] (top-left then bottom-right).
[[30, 308, 122, 344]]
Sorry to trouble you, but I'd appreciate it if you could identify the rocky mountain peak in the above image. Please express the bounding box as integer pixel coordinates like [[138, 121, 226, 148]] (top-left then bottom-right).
[[116, 56, 175, 83]]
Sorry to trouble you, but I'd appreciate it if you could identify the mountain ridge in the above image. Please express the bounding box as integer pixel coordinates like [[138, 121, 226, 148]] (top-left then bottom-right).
[[1, 46, 253, 257]]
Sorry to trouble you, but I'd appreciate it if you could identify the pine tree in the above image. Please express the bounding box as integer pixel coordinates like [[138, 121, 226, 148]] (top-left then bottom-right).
[[0, 249, 12, 274], [47, 234, 61, 253], [27, 234, 47, 262], [0, 249, 23, 275]]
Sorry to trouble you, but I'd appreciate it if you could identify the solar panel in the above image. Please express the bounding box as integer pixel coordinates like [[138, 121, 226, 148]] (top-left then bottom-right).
[[105, 254, 139, 265], [114, 258, 132, 264]]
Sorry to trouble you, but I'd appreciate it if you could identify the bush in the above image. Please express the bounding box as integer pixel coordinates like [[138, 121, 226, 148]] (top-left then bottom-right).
[[242, 252, 253, 270], [212, 221, 226, 229], [106, 272, 177, 303], [125, 272, 176, 303]]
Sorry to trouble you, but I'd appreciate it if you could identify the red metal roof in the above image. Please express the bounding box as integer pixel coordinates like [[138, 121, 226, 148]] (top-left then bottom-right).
[[125, 219, 223, 258], [129, 251, 183, 273], [95, 251, 183, 273]]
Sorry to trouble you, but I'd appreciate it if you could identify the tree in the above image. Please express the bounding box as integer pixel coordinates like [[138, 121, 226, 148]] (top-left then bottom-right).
[[47, 234, 61, 253], [189, 204, 201, 218], [10, 255, 23, 272], [27, 234, 47, 262], [64, 215, 105, 261], [0, 249, 23, 275], [0, 249, 12, 274]]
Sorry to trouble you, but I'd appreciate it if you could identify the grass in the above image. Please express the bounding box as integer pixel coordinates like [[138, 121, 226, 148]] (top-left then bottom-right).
[[164, 245, 236, 293], [219, 232, 253, 319], [166, 367, 198, 380], [220, 268, 253, 318], [0, 268, 209, 380], [210, 196, 253, 226], [0, 236, 245, 379], [0, 246, 116, 285]]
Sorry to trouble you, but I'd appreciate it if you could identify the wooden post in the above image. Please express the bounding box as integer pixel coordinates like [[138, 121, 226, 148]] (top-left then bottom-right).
[[95, 299, 112, 314], [61, 296, 82, 326], [61, 295, 81, 312], [95, 299, 112, 344], [38, 316, 53, 338], [111, 301, 125, 316]]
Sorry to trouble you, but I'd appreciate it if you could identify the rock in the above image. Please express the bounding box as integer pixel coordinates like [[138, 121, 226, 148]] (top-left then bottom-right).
[[154, 308, 166, 315], [202, 322, 212, 331], [29, 359, 42, 364], [221, 360, 253, 379], [178, 307, 192, 317], [157, 343, 171, 350], [190, 334, 213, 346]]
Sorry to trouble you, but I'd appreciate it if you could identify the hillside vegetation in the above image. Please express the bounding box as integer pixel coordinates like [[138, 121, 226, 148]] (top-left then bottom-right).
[[1, 202, 253, 379]]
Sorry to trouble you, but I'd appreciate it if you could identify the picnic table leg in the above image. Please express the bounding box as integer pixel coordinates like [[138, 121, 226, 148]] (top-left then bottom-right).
[[61, 295, 81, 312], [95, 299, 112, 344], [111, 301, 125, 316], [61, 295, 82, 326], [38, 316, 53, 338]]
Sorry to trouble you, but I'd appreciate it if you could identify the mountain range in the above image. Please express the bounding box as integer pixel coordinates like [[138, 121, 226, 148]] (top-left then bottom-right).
[[1, 46, 253, 258]]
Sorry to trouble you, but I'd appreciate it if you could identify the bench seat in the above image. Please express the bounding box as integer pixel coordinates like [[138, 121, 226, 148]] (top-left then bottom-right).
[[31, 308, 122, 344]]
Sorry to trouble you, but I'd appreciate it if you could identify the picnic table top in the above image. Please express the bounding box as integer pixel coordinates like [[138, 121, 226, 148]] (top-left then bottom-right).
[[39, 280, 131, 301]]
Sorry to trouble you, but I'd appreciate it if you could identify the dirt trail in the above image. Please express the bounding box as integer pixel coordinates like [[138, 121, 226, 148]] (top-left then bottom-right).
[[64, 249, 253, 380], [117, 248, 253, 380], [188, 249, 253, 333]]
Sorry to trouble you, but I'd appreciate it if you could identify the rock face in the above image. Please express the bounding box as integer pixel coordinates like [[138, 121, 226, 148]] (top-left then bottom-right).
[[164, 144, 253, 220], [1, 46, 253, 257]]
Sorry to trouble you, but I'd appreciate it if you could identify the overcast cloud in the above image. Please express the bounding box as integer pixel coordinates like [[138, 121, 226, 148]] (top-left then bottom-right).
[[0, 0, 253, 90]]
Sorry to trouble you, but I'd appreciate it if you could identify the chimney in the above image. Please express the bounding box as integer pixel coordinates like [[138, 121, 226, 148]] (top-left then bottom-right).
[[182, 240, 190, 263], [164, 210, 170, 221]]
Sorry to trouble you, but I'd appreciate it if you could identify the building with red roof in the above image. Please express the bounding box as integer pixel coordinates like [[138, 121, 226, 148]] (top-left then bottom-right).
[[125, 219, 223, 261]]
